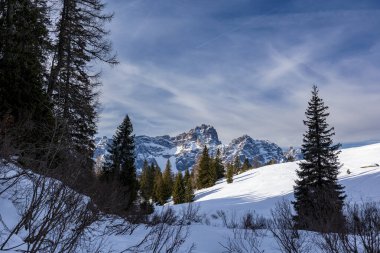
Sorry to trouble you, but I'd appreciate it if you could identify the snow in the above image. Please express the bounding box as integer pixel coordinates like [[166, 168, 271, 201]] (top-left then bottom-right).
[[189, 162, 296, 218], [1, 143, 380, 252], [174, 143, 380, 219]]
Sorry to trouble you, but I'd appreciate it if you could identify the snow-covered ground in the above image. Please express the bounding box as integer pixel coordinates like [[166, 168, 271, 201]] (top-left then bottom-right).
[[180, 143, 380, 219], [1, 143, 380, 252]]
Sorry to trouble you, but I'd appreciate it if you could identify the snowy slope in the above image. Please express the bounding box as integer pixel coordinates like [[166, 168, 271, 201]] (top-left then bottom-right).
[[2, 143, 380, 252], [182, 143, 380, 219], [132, 142, 380, 252]]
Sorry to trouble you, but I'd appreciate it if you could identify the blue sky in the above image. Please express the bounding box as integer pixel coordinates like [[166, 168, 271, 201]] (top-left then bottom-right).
[[97, 0, 380, 147]]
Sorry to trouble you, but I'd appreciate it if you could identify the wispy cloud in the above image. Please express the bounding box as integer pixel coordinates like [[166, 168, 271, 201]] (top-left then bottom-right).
[[98, 1, 380, 147]]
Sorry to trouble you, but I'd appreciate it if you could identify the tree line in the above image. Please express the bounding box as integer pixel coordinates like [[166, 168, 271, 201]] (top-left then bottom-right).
[[194, 145, 273, 187], [140, 159, 194, 205]]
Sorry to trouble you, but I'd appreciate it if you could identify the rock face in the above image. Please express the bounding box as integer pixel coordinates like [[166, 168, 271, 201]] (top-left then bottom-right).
[[222, 135, 284, 166], [94, 124, 288, 171], [135, 135, 175, 171]]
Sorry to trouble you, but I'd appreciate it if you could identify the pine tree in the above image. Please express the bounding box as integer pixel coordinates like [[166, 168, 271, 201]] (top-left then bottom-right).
[[103, 115, 137, 209], [226, 163, 234, 184], [0, 0, 53, 153], [140, 160, 155, 201], [47, 0, 117, 170], [162, 159, 174, 202], [293, 86, 345, 232], [213, 148, 224, 179], [173, 172, 185, 204], [242, 158, 251, 172], [234, 156, 241, 174], [197, 146, 213, 189], [153, 169, 165, 205], [184, 169, 194, 202]]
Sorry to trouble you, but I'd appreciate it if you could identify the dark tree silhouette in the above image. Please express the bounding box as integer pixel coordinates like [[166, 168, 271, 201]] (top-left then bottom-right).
[[103, 115, 138, 210], [293, 86, 345, 232]]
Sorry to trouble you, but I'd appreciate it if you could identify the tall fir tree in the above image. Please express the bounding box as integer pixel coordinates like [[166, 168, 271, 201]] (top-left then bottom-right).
[[103, 115, 138, 209], [226, 163, 234, 184], [173, 172, 185, 204], [48, 0, 117, 170], [162, 159, 174, 202], [196, 146, 213, 189], [183, 169, 194, 203], [0, 0, 53, 154], [293, 86, 345, 232]]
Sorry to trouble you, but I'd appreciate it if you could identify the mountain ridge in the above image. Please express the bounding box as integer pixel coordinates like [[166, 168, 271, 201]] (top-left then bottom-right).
[[94, 124, 286, 172]]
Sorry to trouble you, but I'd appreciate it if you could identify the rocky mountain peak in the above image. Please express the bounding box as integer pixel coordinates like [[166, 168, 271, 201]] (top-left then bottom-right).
[[171, 124, 221, 146]]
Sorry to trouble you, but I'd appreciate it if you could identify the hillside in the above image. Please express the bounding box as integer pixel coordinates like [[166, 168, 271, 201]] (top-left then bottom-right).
[[180, 143, 380, 219], [1, 143, 380, 252]]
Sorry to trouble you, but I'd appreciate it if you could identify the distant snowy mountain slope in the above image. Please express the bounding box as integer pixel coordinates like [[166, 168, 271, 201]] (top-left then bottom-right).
[[174, 143, 380, 218], [94, 124, 285, 171]]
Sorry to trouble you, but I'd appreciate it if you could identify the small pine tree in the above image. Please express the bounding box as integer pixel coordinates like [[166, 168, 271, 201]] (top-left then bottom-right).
[[234, 156, 241, 174], [213, 149, 225, 179], [140, 160, 155, 201], [226, 163, 234, 184], [184, 169, 194, 202], [293, 86, 345, 232], [162, 159, 174, 202], [153, 169, 165, 205], [242, 158, 251, 172], [197, 146, 213, 189], [287, 155, 295, 162], [173, 173, 185, 204]]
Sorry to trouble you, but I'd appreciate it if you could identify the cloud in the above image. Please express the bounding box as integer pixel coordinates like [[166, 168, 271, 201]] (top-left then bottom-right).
[[97, 1, 380, 147]]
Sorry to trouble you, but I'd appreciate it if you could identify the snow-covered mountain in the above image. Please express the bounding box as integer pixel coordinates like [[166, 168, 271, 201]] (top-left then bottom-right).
[[94, 124, 285, 171]]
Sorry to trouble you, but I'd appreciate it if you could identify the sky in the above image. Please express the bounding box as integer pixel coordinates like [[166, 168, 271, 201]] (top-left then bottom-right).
[[96, 0, 380, 147]]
